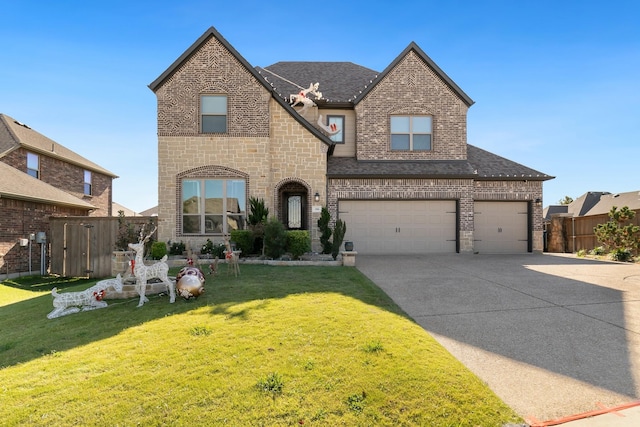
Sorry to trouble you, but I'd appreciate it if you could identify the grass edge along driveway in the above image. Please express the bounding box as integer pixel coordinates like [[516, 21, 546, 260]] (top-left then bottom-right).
[[0, 265, 521, 426]]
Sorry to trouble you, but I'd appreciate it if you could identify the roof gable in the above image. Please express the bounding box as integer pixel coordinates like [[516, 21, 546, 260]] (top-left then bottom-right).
[[355, 42, 474, 107], [148, 26, 333, 145], [0, 114, 118, 177]]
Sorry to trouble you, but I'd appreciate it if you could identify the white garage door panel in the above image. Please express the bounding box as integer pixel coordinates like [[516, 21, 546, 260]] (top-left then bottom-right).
[[474, 202, 528, 253], [339, 200, 456, 255]]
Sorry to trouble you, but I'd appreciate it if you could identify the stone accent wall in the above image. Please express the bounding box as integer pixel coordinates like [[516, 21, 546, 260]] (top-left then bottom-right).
[[157, 99, 327, 249], [0, 148, 112, 216], [355, 51, 468, 161], [154, 35, 271, 137]]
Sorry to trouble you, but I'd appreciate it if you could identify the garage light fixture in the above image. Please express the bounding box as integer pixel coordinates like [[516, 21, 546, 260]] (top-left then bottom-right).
[[534, 198, 542, 207], [314, 192, 320, 202]]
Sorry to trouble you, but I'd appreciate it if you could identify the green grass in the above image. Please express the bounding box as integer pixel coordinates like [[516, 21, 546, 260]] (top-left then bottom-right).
[[0, 266, 521, 426]]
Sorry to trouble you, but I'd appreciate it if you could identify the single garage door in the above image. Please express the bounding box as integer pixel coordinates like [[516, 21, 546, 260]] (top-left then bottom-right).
[[338, 200, 457, 254], [474, 201, 529, 253]]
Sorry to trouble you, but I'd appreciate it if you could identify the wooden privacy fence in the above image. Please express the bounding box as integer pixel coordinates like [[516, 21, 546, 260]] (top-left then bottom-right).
[[545, 210, 640, 253], [49, 216, 156, 278]]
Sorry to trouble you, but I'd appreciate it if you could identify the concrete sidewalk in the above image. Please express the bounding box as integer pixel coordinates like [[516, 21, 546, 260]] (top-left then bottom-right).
[[356, 253, 640, 425]]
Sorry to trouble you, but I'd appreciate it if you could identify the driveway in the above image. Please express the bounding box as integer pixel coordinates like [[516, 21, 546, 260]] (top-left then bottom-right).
[[356, 253, 640, 422]]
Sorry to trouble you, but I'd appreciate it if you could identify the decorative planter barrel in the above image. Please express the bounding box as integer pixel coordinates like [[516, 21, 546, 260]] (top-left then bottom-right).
[[344, 241, 354, 251]]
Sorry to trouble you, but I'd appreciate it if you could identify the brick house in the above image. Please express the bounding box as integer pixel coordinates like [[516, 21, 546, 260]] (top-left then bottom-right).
[[149, 26, 553, 255], [0, 114, 117, 276]]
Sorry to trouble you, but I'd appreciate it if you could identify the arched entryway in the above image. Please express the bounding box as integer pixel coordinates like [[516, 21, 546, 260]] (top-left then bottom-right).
[[275, 179, 311, 230]]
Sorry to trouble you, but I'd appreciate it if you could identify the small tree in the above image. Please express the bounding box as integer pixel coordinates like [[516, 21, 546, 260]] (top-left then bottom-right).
[[558, 196, 574, 205], [248, 197, 269, 255], [263, 217, 287, 259], [331, 219, 347, 260], [594, 206, 640, 258], [317, 207, 332, 254]]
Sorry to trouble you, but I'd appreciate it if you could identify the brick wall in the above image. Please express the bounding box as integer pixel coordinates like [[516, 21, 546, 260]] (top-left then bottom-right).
[[355, 51, 469, 161], [0, 198, 87, 277], [1, 147, 113, 216]]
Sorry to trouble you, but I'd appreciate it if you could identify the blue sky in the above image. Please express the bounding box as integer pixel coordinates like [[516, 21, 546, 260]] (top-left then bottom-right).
[[1, 1, 638, 212]]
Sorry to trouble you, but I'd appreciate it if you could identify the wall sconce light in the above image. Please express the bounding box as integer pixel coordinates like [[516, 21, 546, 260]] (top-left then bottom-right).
[[534, 198, 542, 207], [314, 192, 320, 202]]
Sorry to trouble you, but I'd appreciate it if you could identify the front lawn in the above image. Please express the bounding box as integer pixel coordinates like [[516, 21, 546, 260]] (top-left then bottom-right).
[[0, 265, 521, 426]]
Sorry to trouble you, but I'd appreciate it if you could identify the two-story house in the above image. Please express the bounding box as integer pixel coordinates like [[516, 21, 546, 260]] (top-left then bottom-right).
[[149, 26, 552, 255], [0, 114, 117, 276]]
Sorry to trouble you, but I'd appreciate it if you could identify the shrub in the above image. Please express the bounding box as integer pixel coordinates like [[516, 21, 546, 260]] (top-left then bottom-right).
[[286, 230, 311, 259], [590, 246, 606, 256], [594, 206, 640, 255], [150, 241, 167, 260], [317, 207, 332, 254], [264, 217, 287, 259], [576, 249, 587, 257], [610, 248, 632, 262], [167, 240, 186, 255], [230, 230, 254, 256], [331, 219, 347, 260], [201, 239, 226, 259]]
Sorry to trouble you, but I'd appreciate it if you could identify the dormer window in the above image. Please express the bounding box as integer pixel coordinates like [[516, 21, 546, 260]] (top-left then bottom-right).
[[201, 95, 227, 133], [390, 116, 432, 151], [27, 152, 39, 178]]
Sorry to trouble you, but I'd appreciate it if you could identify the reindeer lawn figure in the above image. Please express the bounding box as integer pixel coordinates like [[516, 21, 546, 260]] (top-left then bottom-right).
[[223, 235, 240, 277], [47, 274, 124, 319], [128, 226, 176, 307]]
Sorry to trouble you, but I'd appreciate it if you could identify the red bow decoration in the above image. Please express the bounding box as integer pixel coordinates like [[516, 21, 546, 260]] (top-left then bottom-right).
[[93, 290, 106, 301], [130, 259, 135, 274]]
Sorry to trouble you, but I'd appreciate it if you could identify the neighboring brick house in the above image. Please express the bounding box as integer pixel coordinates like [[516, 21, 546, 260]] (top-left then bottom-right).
[[149, 26, 553, 254], [0, 114, 117, 276]]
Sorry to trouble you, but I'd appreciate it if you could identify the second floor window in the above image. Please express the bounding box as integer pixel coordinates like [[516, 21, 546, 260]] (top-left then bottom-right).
[[201, 95, 227, 133], [390, 116, 432, 151], [327, 115, 344, 144], [27, 152, 39, 178], [84, 170, 92, 195]]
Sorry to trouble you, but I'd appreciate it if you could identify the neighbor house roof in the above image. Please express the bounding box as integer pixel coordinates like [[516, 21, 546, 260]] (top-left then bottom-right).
[[566, 191, 611, 216], [327, 145, 553, 180], [581, 191, 640, 216], [0, 161, 95, 209], [0, 114, 118, 178]]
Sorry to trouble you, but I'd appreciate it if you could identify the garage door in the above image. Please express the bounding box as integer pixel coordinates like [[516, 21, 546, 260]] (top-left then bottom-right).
[[338, 200, 457, 254], [474, 201, 529, 253]]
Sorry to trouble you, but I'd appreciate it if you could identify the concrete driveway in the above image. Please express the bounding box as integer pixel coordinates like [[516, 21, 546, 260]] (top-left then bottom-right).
[[356, 253, 640, 423]]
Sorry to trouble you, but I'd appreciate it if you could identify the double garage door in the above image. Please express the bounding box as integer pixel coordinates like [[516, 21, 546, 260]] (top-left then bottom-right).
[[338, 200, 528, 255]]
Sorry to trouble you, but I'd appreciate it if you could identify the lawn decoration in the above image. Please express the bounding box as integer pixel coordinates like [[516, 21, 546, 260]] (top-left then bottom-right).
[[317, 114, 341, 136], [176, 258, 205, 300], [224, 235, 240, 277], [290, 82, 323, 114], [47, 274, 124, 319], [128, 226, 176, 307]]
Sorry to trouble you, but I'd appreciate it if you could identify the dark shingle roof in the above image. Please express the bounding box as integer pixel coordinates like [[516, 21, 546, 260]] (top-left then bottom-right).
[[257, 62, 379, 103], [581, 191, 640, 216], [0, 114, 118, 177], [327, 157, 476, 178], [0, 161, 95, 209], [467, 144, 553, 180], [327, 145, 553, 180]]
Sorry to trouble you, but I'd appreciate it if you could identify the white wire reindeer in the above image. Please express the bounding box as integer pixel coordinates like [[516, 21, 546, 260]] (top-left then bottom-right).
[[128, 225, 176, 307], [47, 274, 124, 319]]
